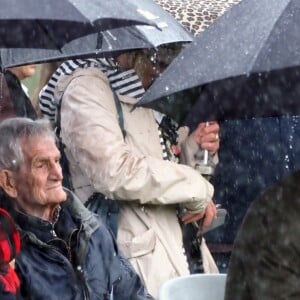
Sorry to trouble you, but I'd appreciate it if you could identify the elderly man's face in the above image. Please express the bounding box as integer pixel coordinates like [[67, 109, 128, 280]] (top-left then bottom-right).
[[12, 136, 66, 218]]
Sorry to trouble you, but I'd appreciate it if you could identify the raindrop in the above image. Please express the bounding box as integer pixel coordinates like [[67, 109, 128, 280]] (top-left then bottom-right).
[[284, 154, 290, 170], [105, 31, 117, 41], [165, 86, 169, 91], [150, 53, 157, 63]]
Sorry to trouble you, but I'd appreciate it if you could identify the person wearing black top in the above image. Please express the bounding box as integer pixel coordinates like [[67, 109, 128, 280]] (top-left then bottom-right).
[[4, 65, 38, 120]]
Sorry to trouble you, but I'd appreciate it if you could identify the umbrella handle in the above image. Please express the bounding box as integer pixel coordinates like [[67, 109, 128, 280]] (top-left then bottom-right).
[[203, 122, 210, 165], [203, 149, 209, 165], [195, 122, 215, 179]]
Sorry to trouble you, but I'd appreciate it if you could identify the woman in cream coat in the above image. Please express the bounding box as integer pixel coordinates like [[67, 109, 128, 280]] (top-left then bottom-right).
[[40, 51, 219, 298]]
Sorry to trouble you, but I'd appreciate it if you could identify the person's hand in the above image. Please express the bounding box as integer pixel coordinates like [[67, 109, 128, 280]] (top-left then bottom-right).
[[181, 200, 217, 227], [192, 121, 220, 154]]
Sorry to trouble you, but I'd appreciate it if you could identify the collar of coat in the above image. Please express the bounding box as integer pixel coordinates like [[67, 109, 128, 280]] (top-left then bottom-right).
[[39, 58, 145, 122], [10, 189, 99, 248]]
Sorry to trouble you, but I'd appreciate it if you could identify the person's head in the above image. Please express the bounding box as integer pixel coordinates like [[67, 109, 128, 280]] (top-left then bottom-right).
[[8, 65, 38, 80], [118, 44, 183, 90], [0, 117, 66, 221]]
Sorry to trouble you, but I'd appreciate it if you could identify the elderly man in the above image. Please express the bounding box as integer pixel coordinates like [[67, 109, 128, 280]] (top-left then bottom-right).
[[0, 117, 152, 300]]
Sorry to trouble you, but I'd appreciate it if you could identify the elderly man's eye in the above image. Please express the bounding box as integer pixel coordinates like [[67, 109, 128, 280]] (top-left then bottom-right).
[[33, 159, 48, 169], [35, 163, 46, 169]]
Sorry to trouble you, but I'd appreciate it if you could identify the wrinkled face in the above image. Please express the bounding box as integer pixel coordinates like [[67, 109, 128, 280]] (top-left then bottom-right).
[[13, 136, 66, 215]]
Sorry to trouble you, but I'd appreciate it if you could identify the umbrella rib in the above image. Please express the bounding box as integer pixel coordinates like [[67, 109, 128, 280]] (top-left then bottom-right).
[[127, 27, 155, 48], [249, 1, 290, 74], [35, 19, 63, 52]]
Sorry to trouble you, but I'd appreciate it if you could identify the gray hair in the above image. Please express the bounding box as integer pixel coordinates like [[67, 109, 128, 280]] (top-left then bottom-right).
[[0, 117, 56, 171]]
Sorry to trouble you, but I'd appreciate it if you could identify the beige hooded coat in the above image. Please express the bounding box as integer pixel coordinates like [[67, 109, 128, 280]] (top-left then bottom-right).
[[55, 67, 214, 297]]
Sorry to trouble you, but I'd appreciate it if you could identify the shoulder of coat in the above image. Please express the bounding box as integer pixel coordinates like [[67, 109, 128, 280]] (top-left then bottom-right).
[[55, 67, 109, 96]]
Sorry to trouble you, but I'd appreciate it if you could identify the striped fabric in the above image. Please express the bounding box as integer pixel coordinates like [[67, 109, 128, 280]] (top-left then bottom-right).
[[39, 58, 145, 122], [158, 127, 169, 161]]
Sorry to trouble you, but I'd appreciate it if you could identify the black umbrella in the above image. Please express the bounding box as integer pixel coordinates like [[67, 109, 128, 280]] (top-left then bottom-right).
[[0, 0, 155, 49], [0, 0, 193, 69], [137, 0, 300, 124]]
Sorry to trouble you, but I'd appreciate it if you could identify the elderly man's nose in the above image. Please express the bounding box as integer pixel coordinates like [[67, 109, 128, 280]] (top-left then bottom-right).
[[50, 161, 63, 179]]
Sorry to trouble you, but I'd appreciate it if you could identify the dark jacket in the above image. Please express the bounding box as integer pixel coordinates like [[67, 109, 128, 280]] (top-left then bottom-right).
[[210, 116, 300, 245], [0, 73, 15, 122], [225, 171, 300, 300], [12, 189, 152, 300], [183, 78, 300, 250], [4, 70, 37, 120]]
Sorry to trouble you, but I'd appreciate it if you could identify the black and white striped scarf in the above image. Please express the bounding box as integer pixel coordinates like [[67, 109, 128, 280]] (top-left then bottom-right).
[[39, 58, 145, 122]]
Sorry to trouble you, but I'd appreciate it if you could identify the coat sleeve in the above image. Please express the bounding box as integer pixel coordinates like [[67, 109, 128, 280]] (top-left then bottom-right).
[[60, 70, 213, 213]]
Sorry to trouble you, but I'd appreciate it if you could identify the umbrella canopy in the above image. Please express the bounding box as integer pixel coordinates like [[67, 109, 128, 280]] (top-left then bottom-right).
[[0, 0, 193, 69], [154, 0, 240, 35], [137, 0, 300, 123], [0, 0, 155, 49]]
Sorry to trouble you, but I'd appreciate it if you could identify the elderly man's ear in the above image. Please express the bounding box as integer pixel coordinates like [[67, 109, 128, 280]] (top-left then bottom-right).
[[0, 170, 18, 198]]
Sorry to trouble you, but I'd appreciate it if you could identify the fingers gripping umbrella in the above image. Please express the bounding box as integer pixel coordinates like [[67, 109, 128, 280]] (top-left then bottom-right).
[[0, 0, 155, 49], [0, 0, 193, 69], [137, 0, 300, 124]]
